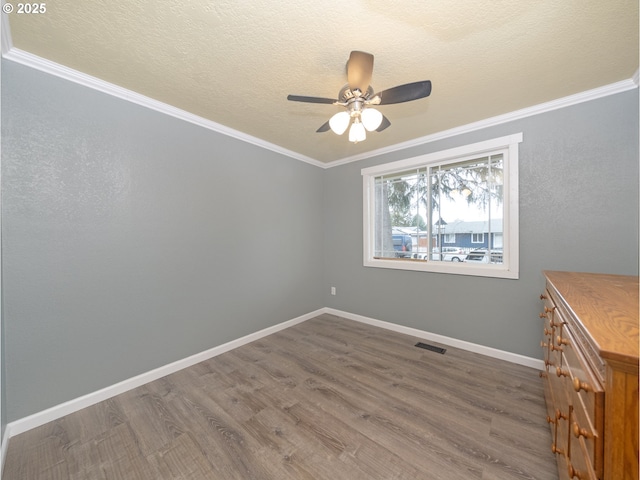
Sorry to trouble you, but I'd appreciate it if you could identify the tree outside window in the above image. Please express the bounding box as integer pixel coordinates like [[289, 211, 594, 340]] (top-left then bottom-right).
[[363, 134, 521, 279]]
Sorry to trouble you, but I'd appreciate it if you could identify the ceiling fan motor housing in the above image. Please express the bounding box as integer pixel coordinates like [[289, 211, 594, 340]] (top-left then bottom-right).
[[338, 84, 374, 103]]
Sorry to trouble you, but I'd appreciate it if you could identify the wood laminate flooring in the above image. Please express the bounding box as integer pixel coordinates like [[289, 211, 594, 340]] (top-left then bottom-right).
[[3, 314, 558, 479]]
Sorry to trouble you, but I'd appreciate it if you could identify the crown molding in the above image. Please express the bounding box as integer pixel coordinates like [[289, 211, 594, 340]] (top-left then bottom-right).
[[2, 46, 637, 170], [1, 8, 13, 55], [324, 77, 639, 168], [1, 47, 325, 168]]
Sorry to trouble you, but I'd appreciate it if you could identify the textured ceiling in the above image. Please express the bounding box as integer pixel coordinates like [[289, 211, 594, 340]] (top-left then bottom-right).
[[3, 0, 639, 164]]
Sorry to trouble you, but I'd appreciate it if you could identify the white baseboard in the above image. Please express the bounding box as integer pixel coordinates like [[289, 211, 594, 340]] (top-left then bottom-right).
[[323, 308, 544, 370], [5, 309, 323, 439], [0, 427, 9, 479], [1, 305, 542, 471]]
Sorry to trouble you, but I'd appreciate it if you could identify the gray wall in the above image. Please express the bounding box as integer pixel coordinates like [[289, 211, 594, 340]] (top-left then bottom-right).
[[1, 57, 638, 424], [323, 89, 639, 359], [1, 60, 325, 421]]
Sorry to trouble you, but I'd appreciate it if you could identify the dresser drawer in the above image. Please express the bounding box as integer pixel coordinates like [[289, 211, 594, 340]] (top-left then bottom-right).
[[541, 289, 571, 468], [542, 291, 566, 333], [567, 435, 598, 480], [541, 290, 563, 374], [547, 282, 607, 383], [558, 328, 604, 425], [558, 327, 604, 478], [570, 385, 603, 478]]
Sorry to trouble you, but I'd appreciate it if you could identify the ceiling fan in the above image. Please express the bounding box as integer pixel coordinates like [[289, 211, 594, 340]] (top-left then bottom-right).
[[287, 51, 432, 143]]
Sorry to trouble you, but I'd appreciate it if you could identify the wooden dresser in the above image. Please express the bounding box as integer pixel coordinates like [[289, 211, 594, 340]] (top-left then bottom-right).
[[540, 271, 639, 480]]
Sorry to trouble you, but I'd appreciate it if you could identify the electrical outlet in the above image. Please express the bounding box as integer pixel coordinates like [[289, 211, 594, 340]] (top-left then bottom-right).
[[330, 286, 336, 296]]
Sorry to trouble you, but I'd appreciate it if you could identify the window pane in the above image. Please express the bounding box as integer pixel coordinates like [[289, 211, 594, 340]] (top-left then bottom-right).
[[431, 155, 504, 263], [362, 133, 520, 278], [373, 156, 504, 262], [373, 169, 426, 259]]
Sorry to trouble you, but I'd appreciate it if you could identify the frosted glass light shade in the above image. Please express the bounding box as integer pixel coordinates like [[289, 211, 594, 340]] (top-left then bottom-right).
[[348, 119, 366, 143], [329, 111, 350, 135], [361, 108, 383, 131]]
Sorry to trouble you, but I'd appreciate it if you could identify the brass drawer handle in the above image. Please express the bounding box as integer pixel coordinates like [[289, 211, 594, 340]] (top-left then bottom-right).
[[539, 306, 555, 319], [541, 340, 563, 352], [556, 335, 569, 346], [556, 367, 570, 378], [540, 294, 548, 300], [573, 422, 593, 439], [543, 327, 553, 336], [551, 443, 565, 455], [568, 462, 585, 479], [555, 409, 568, 421], [573, 377, 592, 393]]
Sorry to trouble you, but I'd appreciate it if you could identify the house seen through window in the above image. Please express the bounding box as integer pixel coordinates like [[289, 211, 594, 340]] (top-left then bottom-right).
[[362, 134, 521, 279]]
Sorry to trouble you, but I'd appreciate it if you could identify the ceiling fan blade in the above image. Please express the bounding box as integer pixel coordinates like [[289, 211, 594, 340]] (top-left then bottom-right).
[[376, 115, 391, 132], [316, 121, 331, 133], [377, 80, 432, 105], [287, 94, 337, 104], [347, 51, 374, 93]]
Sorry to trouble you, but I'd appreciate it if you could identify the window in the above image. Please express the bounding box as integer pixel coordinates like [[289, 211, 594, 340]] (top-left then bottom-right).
[[362, 133, 521, 279], [471, 233, 484, 244]]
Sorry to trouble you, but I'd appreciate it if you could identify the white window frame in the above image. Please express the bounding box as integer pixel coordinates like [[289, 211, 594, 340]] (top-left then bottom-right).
[[444, 233, 456, 244], [471, 233, 484, 244], [362, 133, 521, 279]]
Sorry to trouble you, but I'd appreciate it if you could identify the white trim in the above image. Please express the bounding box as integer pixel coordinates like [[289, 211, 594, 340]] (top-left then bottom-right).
[[5, 309, 323, 438], [324, 308, 543, 370], [0, 427, 9, 478], [0, 48, 325, 169], [633, 69, 639, 86], [0, 45, 636, 169], [0, 305, 542, 470], [0, 6, 12, 55], [0, 30, 5, 476], [326, 79, 638, 169], [362, 134, 521, 279], [361, 132, 523, 176]]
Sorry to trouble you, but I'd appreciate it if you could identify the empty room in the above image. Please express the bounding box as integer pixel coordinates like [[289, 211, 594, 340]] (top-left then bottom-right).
[[1, 1, 638, 479]]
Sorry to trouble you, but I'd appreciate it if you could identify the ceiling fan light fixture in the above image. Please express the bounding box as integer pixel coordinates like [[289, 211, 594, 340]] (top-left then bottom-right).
[[286, 51, 432, 143], [348, 118, 366, 143], [361, 107, 383, 131], [329, 111, 350, 135]]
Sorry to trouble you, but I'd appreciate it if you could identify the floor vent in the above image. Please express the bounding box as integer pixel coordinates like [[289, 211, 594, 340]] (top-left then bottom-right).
[[415, 342, 446, 354]]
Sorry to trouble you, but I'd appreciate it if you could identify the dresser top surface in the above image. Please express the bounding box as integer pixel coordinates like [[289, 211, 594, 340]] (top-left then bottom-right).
[[544, 270, 639, 364]]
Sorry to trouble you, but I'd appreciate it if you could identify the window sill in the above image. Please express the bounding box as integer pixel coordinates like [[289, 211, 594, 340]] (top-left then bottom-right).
[[364, 257, 519, 279]]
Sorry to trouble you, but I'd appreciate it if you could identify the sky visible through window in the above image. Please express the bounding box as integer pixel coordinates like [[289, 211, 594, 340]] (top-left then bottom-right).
[[436, 191, 502, 223]]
